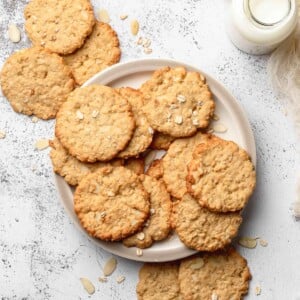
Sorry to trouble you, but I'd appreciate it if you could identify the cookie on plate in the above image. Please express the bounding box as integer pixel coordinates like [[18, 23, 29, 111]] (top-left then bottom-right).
[[123, 175, 172, 248], [117, 88, 153, 158], [64, 22, 121, 85], [136, 262, 180, 300], [49, 138, 122, 186], [172, 194, 242, 251], [24, 0, 95, 55], [140, 66, 215, 137], [179, 248, 251, 300], [0, 47, 74, 119], [125, 158, 145, 175], [55, 85, 135, 162], [162, 132, 211, 199], [74, 166, 150, 241], [187, 138, 256, 212], [150, 132, 175, 150]]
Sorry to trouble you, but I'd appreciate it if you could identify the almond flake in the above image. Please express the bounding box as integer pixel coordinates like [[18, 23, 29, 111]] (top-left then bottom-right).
[[255, 285, 261, 296], [136, 248, 143, 256], [76, 110, 84, 120], [120, 14, 128, 20], [98, 276, 107, 283], [238, 237, 257, 249], [0, 130, 6, 139], [131, 19, 139, 36], [150, 208, 156, 215], [116, 275, 125, 284], [213, 114, 220, 121], [103, 258, 117, 276], [190, 258, 204, 270], [144, 48, 152, 54], [98, 9, 110, 23], [31, 116, 39, 123], [259, 239, 268, 247], [176, 94, 186, 103], [174, 115, 183, 125], [137, 232, 145, 241], [213, 123, 227, 133], [80, 278, 95, 295], [211, 293, 218, 300], [8, 24, 21, 43], [91, 110, 99, 118], [35, 139, 49, 150], [148, 127, 154, 135]]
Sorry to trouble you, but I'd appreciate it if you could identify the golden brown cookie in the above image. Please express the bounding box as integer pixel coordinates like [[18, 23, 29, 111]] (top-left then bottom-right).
[[150, 132, 175, 150], [125, 158, 145, 175], [179, 248, 251, 300], [140, 66, 215, 137], [55, 85, 135, 162], [187, 138, 256, 212], [0, 47, 75, 119], [74, 166, 150, 241], [136, 263, 181, 300], [64, 22, 121, 85], [117, 88, 153, 158], [123, 175, 172, 248], [49, 138, 122, 185], [145, 159, 164, 182], [172, 194, 242, 251], [162, 132, 211, 199], [24, 0, 95, 55]]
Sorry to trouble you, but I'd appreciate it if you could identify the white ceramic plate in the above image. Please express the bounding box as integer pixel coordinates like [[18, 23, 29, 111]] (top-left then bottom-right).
[[54, 58, 256, 262]]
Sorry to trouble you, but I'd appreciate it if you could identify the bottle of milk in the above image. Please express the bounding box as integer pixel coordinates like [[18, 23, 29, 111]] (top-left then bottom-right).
[[226, 0, 298, 55]]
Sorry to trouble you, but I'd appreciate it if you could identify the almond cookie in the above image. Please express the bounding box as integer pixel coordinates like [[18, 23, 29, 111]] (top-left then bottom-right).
[[172, 194, 242, 251], [0, 47, 74, 119], [24, 0, 95, 55], [125, 158, 145, 175], [150, 132, 175, 150], [55, 85, 135, 162], [123, 175, 172, 248], [117, 88, 153, 158], [49, 138, 122, 186], [74, 166, 150, 241], [162, 132, 211, 199], [140, 66, 215, 137], [64, 22, 121, 85], [179, 248, 251, 300], [187, 138, 256, 212], [136, 263, 181, 300]]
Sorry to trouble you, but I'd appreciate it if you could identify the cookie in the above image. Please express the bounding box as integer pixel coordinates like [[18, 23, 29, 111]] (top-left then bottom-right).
[[187, 138, 256, 212], [55, 85, 135, 162], [136, 263, 181, 300], [172, 194, 242, 251], [162, 132, 211, 199], [146, 159, 164, 182], [24, 0, 95, 55], [64, 22, 121, 85], [125, 158, 145, 175], [49, 138, 122, 185], [150, 132, 175, 150], [117, 88, 153, 158], [0, 47, 75, 119], [123, 175, 172, 248], [179, 248, 251, 300], [140, 66, 215, 137], [74, 166, 150, 241]]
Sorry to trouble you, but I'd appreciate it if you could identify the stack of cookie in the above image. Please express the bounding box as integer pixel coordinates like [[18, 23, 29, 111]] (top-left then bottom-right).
[[0, 0, 121, 119]]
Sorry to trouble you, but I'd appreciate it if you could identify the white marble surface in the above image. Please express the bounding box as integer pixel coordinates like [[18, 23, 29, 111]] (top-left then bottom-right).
[[0, 0, 299, 299]]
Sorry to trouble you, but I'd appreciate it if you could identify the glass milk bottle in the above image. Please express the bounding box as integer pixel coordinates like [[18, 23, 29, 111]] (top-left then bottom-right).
[[225, 0, 298, 55]]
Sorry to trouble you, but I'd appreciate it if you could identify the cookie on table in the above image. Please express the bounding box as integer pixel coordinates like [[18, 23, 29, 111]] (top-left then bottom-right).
[[140, 66, 215, 137], [0, 47, 74, 119], [136, 262, 180, 300], [117, 88, 153, 158], [123, 175, 172, 248], [172, 194, 242, 251], [162, 132, 211, 199], [179, 248, 251, 300], [74, 166, 150, 241], [24, 0, 95, 55], [55, 85, 135, 162], [145, 159, 164, 182], [125, 158, 145, 175], [150, 132, 175, 150], [64, 22, 121, 85], [49, 138, 122, 186], [187, 138, 256, 212]]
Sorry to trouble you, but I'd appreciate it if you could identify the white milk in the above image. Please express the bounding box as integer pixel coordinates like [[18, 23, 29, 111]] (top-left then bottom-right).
[[225, 0, 298, 55]]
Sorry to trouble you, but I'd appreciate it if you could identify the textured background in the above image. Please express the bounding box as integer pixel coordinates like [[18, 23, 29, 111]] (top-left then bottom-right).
[[0, 0, 300, 299]]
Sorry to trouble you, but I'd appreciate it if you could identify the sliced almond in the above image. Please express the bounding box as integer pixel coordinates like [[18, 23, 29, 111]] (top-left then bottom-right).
[[212, 123, 227, 133], [8, 24, 21, 43], [116, 275, 125, 284], [131, 19, 139, 36], [190, 258, 204, 270], [120, 14, 128, 20], [98, 9, 110, 23], [259, 239, 268, 247], [238, 237, 257, 249], [103, 257, 117, 276], [255, 285, 261, 296], [35, 139, 49, 150], [31, 116, 39, 123], [80, 278, 95, 295], [0, 130, 6, 139]]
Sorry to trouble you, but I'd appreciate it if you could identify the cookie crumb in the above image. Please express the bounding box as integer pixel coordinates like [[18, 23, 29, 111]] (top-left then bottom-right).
[[131, 20, 139, 36], [35, 139, 49, 150], [80, 278, 95, 295], [8, 24, 21, 43], [98, 9, 110, 23], [98, 276, 107, 283], [259, 239, 268, 247], [31, 116, 39, 123], [120, 14, 128, 20], [116, 275, 125, 284], [144, 48, 152, 54], [255, 285, 261, 296], [213, 123, 227, 133], [238, 237, 257, 249], [136, 248, 143, 256], [137, 232, 145, 241], [213, 113, 220, 121], [103, 257, 117, 276], [0, 130, 6, 139]]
